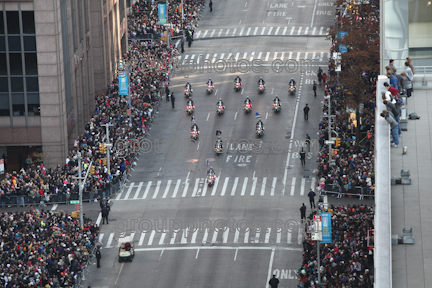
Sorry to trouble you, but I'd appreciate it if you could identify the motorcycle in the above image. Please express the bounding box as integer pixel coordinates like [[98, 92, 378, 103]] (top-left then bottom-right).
[[234, 81, 242, 92], [258, 84, 265, 94], [191, 129, 199, 140], [215, 143, 223, 155], [185, 87, 192, 98], [244, 102, 252, 113], [206, 85, 214, 94], [217, 105, 225, 115], [288, 85, 296, 95], [256, 126, 264, 137], [273, 101, 281, 113], [186, 104, 194, 115], [207, 173, 215, 187]]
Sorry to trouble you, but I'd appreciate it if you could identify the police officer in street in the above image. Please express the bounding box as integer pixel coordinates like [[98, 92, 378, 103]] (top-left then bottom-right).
[[268, 275, 279, 288], [304, 104, 310, 120], [300, 148, 306, 166], [96, 247, 102, 268], [300, 203, 307, 222]]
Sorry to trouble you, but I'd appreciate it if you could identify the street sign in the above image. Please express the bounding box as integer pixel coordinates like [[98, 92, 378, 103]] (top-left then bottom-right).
[[314, 215, 322, 221], [331, 137, 337, 141], [76, 204, 80, 211], [325, 140, 335, 144], [70, 200, 79, 204], [312, 231, 323, 241]]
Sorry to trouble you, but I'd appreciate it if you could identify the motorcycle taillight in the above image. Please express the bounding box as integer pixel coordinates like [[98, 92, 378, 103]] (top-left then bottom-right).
[[212, 176, 215, 179]]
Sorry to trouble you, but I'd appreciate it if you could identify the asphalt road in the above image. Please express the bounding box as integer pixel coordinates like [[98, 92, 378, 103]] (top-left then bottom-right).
[[84, 0, 335, 287]]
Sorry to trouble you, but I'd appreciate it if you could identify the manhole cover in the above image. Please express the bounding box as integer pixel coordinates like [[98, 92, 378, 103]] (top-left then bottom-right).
[[285, 136, 290, 139]]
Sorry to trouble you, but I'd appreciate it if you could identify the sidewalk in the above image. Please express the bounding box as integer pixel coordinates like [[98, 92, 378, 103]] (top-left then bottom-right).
[[391, 88, 432, 287]]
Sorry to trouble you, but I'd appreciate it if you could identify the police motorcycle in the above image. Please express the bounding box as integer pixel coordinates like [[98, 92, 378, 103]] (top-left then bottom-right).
[[216, 99, 225, 115], [191, 123, 199, 140], [234, 76, 242, 92], [206, 79, 214, 94], [186, 98, 195, 115], [288, 78, 296, 95], [207, 167, 216, 187], [214, 137, 224, 155], [257, 77, 265, 94], [185, 82, 193, 98], [244, 97, 252, 113], [272, 97, 281, 113], [256, 120, 264, 137]]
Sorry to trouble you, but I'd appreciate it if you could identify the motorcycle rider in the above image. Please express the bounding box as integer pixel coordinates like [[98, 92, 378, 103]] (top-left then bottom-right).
[[244, 97, 251, 105], [258, 77, 265, 86], [191, 122, 199, 134], [185, 82, 192, 91], [256, 120, 264, 130], [208, 166, 215, 175], [207, 78, 214, 87], [217, 98, 224, 108], [215, 137, 223, 149], [234, 75, 242, 84], [289, 78, 296, 87], [187, 97, 194, 108], [273, 96, 280, 106]]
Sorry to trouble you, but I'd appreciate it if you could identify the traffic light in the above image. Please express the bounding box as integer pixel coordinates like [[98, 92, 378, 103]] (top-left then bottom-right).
[[336, 138, 341, 147], [99, 144, 106, 153], [102, 158, 107, 166], [331, 149, 339, 157], [90, 165, 95, 175]]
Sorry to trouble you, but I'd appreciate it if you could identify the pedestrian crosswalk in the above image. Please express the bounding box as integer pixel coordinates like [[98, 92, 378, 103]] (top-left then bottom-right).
[[194, 26, 330, 39], [98, 226, 304, 249], [177, 51, 330, 65], [115, 177, 315, 201]]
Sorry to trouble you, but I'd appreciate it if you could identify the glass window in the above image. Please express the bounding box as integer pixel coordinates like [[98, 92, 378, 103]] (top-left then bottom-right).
[[9, 53, 23, 75], [26, 77, 39, 92], [0, 77, 8, 92], [23, 36, 36, 51], [22, 12, 35, 34], [8, 36, 21, 51], [0, 36, 5, 51], [12, 93, 25, 116], [25, 53, 38, 75], [0, 53, 6, 75], [0, 94, 10, 116], [6, 12, 20, 35], [11, 77, 24, 92], [27, 93, 40, 116], [0, 12, 4, 35]]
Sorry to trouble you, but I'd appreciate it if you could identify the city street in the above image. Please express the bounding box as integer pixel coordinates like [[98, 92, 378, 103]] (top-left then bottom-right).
[[85, 0, 334, 287]]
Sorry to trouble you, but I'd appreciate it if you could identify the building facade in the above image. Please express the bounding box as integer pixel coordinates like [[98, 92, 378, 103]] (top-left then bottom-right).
[[0, 0, 127, 170]]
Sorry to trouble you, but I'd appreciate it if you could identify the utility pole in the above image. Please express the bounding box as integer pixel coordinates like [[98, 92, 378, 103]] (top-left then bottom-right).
[[101, 123, 114, 174]]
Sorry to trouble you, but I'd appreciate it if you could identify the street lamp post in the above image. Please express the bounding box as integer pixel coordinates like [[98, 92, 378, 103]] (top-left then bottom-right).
[[72, 153, 92, 230], [101, 123, 114, 174]]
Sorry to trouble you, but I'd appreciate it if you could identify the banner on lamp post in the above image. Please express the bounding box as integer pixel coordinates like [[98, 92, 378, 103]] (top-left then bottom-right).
[[158, 4, 167, 25], [320, 212, 332, 243], [118, 71, 129, 95]]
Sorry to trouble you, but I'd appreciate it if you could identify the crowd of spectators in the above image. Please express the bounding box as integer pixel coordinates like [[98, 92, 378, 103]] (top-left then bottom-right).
[[297, 205, 375, 287], [0, 0, 205, 208], [0, 209, 99, 287]]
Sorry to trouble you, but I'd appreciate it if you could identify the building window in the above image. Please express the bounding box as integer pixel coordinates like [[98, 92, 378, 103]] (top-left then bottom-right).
[[78, 0, 83, 41], [25, 53, 38, 75], [12, 93, 25, 116], [27, 93, 40, 116], [0, 94, 9, 116], [22, 11, 35, 34], [71, 0, 78, 51], [6, 11, 19, 34], [84, 0, 89, 32], [23, 36, 36, 51], [1, 10, 39, 118], [11, 77, 24, 92]]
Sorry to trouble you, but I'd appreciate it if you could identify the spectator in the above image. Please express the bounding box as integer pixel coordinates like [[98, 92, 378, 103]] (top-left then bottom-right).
[[297, 205, 375, 287], [388, 59, 397, 74], [400, 71, 412, 98], [380, 110, 399, 147], [0, 209, 99, 287], [386, 70, 399, 90], [406, 57, 415, 74], [404, 62, 414, 97]]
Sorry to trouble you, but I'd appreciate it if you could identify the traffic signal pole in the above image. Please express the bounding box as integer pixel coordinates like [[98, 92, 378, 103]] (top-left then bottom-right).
[[101, 123, 113, 174], [328, 94, 332, 165]]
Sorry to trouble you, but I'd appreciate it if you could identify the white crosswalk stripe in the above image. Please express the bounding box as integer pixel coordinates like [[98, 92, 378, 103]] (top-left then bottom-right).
[[117, 176, 318, 200], [195, 26, 329, 39]]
